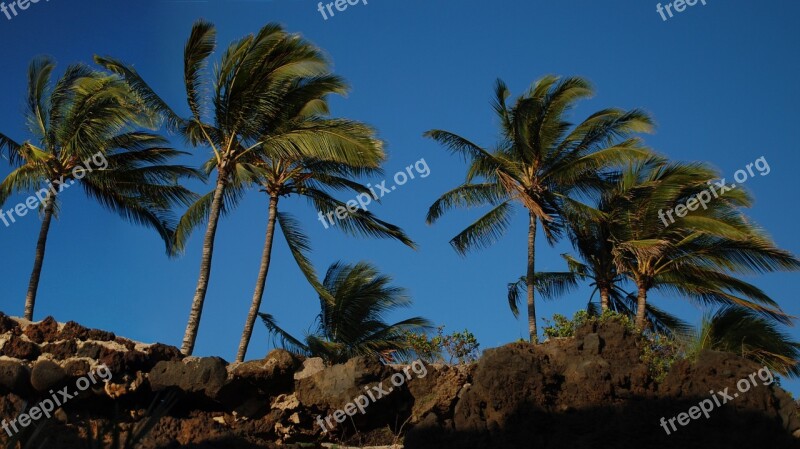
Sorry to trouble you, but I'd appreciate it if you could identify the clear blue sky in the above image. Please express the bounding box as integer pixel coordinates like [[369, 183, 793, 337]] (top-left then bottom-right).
[[1, 0, 798, 392]]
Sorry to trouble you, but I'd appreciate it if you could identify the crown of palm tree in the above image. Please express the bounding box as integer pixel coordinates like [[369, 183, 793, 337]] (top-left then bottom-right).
[[609, 157, 800, 327], [261, 261, 432, 365], [0, 58, 200, 321], [691, 305, 800, 377]]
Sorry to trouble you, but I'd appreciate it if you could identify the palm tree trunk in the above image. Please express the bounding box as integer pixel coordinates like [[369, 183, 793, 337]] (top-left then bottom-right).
[[526, 213, 538, 344], [182, 176, 227, 355], [24, 193, 55, 321], [635, 283, 648, 331], [600, 285, 610, 312], [236, 195, 280, 362]]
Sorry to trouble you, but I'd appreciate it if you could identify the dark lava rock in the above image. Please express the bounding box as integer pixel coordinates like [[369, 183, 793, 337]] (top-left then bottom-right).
[[58, 321, 91, 341], [63, 359, 91, 378], [30, 359, 67, 392], [0, 312, 20, 334], [114, 337, 137, 351], [295, 356, 406, 434], [405, 321, 800, 449], [59, 321, 116, 342], [149, 357, 228, 399], [23, 316, 60, 344], [217, 349, 303, 415], [1, 335, 41, 360], [42, 340, 78, 360], [76, 342, 103, 359], [99, 347, 148, 376], [0, 360, 32, 394], [230, 349, 302, 393], [145, 343, 184, 364]]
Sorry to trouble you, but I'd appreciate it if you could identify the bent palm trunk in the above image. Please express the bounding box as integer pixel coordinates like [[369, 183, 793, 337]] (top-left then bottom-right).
[[182, 177, 227, 355], [527, 213, 538, 343], [635, 283, 648, 330], [24, 194, 55, 321], [236, 195, 280, 362]]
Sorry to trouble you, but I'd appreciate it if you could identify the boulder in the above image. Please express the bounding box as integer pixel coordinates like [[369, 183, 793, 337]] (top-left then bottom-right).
[[149, 357, 228, 399], [408, 364, 471, 425], [294, 357, 325, 381], [217, 350, 303, 415], [0, 359, 32, 394], [30, 359, 67, 392]]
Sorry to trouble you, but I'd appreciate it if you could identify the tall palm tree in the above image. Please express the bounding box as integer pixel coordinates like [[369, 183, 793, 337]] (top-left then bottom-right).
[[0, 58, 198, 321], [98, 21, 383, 354], [690, 305, 800, 377], [231, 105, 415, 362], [609, 157, 800, 330], [425, 76, 654, 342], [260, 261, 432, 365]]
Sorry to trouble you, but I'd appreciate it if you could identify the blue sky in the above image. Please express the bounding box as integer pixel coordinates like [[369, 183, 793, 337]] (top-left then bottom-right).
[[1, 0, 799, 392]]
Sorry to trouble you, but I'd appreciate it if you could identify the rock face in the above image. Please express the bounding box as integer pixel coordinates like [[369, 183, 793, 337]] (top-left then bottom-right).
[[0, 312, 798, 449], [405, 320, 800, 449]]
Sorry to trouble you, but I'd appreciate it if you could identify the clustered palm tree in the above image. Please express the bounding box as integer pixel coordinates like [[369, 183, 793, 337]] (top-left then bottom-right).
[[425, 77, 654, 343], [426, 77, 799, 369], [1, 21, 797, 374]]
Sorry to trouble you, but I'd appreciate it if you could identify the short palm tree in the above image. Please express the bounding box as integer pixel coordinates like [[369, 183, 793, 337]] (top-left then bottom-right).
[[610, 157, 800, 330], [426, 76, 654, 342], [260, 261, 432, 365], [98, 21, 387, 355], [0, 58, 198, 321], [690, 305, 800, 377]]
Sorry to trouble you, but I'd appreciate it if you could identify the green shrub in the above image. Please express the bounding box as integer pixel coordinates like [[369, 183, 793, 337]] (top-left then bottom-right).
[[404, 326, 481, 364], [542, 310, 591, 339], [640, 333, 683, 383]]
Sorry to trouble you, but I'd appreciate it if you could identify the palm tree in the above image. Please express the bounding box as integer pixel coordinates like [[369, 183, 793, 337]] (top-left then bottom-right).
[[609, 157, 800, 330], [0, 58, 198, 321], [425, 76, 654, 342], [508, 177, 691, 337], [98, 21, 384, 355], [232, 113, 416, 362], [690, 305, 800, 377], [260, 261, 432, 365]]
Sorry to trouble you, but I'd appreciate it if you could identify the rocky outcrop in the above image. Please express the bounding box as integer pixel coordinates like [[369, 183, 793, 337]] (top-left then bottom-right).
[[0, 312, 798, 449], [406, 320, 800, 449]]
